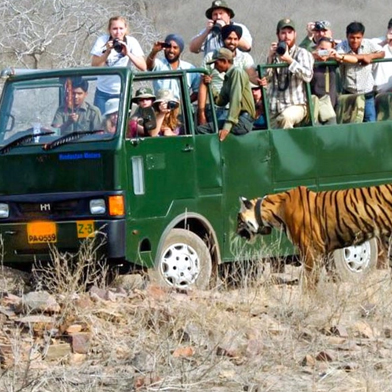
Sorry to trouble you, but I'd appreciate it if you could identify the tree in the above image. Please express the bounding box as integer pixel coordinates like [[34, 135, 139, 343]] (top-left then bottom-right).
[[0, 0, 159, 69]]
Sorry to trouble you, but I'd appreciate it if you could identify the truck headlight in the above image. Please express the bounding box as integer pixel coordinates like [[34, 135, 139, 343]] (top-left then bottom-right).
[[0, 203, 9, 218], [89, 199, 106, 215]]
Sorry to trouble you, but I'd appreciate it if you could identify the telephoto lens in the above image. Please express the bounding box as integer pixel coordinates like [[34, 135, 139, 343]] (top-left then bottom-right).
[[211, 23, 221, 37], [276, 41, 287, 56]]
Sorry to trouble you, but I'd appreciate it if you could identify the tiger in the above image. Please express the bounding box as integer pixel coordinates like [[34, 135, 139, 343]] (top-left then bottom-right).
[[237, 185, 392, 289]]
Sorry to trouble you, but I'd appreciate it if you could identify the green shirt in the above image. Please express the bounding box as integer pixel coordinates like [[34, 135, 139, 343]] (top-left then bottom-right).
[[52, 101, 102, 133], [214, 66, 256, 132]]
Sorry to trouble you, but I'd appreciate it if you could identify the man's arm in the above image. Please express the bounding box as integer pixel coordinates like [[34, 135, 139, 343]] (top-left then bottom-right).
[[189, 22, 214, 53], [146, 41, 165, 70], [237, 24, 252, 52], [282, 48, 314, 82]]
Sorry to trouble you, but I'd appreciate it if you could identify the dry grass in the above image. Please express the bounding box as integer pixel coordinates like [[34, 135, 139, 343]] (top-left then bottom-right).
[[1, 240, 392, 391]]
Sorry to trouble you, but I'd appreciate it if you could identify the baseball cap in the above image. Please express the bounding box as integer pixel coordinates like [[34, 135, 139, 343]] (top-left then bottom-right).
[[206, 47, 233, 64], [276, 18, 296, 32], [313, 20, 331, 31]]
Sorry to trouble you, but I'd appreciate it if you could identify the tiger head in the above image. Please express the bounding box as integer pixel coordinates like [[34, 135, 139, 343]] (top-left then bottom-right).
[[237, 196, 272, 241]]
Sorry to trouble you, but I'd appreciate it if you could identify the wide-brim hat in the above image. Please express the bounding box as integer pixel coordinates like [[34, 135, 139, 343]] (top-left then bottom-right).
[[153, 89, 180, 109], [104, 98, 119, 116], [205, 0, 235, 20], [131, 87, 156, 103]]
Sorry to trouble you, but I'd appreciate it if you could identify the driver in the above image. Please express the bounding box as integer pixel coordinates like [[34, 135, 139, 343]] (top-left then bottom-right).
[[52, 79, 102, 134]]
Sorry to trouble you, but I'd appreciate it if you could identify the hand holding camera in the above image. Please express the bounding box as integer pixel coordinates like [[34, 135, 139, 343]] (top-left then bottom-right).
[[210, 19, 225, 37], [112, 39, 125, 54]]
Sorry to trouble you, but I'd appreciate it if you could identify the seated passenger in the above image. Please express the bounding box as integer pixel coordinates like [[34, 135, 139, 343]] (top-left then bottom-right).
[[128, 87, 156, 138], [149, 89, 181, 137], [102, 98, 119, 134], [250, 83, 266, 129], [52, 79, 102, 134], [265, 18, 314, 129]]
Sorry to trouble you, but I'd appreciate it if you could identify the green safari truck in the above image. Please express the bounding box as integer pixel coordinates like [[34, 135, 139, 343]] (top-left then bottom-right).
[[0, 65, 391, 288]]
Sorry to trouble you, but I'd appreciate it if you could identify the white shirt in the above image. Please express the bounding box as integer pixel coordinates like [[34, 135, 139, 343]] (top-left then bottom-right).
[[152, 58, 200, 99], [373, 43, 392, 93], [91, 34, 144, 94]]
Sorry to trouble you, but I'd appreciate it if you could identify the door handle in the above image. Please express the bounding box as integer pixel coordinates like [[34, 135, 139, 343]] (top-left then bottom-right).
[[182, 144, 194, 152]]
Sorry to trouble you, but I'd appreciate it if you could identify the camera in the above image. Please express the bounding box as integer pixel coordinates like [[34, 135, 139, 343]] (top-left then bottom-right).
[[162, 42, 171, 48], [276, 41, 287, 56], [167, 100, 178, 110], [211, 22, 222, 37], [318, 49, 330, 57], [112, 39, 123, 53]]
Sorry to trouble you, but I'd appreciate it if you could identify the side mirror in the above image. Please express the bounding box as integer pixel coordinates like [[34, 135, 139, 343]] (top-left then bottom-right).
[[140, 107, 156, 134]]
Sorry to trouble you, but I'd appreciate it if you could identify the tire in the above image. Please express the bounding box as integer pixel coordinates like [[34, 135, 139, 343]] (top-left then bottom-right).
[[332, 238, 378, 281], [152, 229, 212, 290]]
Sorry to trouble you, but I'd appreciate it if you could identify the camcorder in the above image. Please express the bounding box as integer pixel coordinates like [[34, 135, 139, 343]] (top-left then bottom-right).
[[112, 39, 124, 53], [276, 41, 287, 56]]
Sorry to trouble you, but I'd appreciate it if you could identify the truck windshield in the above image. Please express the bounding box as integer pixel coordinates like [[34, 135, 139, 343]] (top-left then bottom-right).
[[0, 73, 122, 146]]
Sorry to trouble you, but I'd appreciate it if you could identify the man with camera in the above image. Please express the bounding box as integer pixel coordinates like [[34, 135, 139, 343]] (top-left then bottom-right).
[[265, 18, 314, 129], [299, 20, 334, 52], [147, 34, 200, 102], [198, 24, 259, 125], [189, 0, 252, 55]]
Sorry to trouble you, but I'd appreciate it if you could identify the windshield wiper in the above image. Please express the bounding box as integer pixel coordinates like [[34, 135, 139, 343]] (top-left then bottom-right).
[[0, 131, 54, 155], [42, 130, 103, 151]]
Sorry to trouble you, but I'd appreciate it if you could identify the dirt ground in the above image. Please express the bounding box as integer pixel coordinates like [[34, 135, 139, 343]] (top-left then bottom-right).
[[1, 263, 392, 392]]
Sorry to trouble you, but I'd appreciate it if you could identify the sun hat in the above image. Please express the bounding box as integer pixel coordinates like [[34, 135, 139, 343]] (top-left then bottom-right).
[[206, 47, 233, 64], [103, 98, 119, 116], [205, 0, 235, 19], [153, 89, 180, 109], [131, 87, 156, 103], [276, 18, 296, 32]]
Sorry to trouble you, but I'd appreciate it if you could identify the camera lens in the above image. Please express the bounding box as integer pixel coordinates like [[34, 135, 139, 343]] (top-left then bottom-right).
[[167, 101, 178, 110], [211, 23, 221, 37], [113, 39, 123, 53], [276, 41, 287, 56]]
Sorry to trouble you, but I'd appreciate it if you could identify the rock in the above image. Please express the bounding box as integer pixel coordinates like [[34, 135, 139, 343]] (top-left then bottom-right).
[[301, 354, 316, 367], [172, 346, 195, 358], [88, 286, 107, 300], [70, 333, 91, 354], [351, 321, 379, 339], [23, 291, 60, 313], [66, 324, 83, 334], [69, 353, 87, 364], [298, 328, 314, 342], [45, 343, 71, 361], [339, 362, 359, 372], [330, 325, 349, 338], [316, 350, 335, 362]]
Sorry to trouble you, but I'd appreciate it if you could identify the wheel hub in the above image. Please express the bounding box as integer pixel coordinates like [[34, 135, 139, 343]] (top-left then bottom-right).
[[342, 242, 371, 273], [160, 243, 200, 288]]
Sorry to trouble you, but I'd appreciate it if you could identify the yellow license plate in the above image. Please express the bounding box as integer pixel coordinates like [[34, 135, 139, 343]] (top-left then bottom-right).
[[76, 220, 95, 238], [27, 222, 57, 244]]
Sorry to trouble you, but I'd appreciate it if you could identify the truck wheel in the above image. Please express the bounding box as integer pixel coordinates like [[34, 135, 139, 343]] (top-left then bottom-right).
[[332, 238, 378, 281], [152, 229, 212, 290]]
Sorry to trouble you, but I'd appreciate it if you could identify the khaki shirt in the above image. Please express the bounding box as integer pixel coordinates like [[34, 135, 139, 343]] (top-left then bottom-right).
[[52, 101, 102, 133], [214, 65, 256, 131]]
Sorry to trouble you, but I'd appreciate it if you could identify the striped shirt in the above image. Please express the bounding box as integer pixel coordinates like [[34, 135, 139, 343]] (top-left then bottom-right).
[[267, 45, 314, 115], [336, 39, 383, 94]]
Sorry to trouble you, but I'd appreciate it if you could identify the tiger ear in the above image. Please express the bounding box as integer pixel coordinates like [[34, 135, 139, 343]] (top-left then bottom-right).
[[239, 196, 253, 211]]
